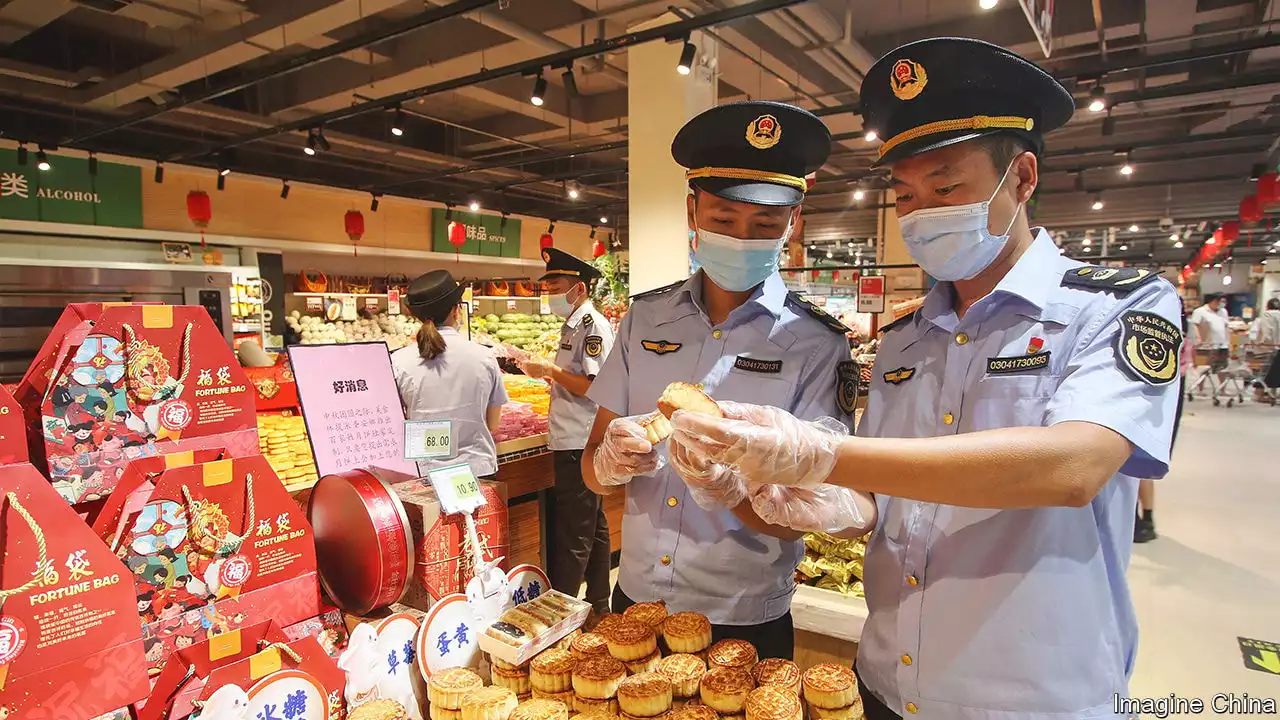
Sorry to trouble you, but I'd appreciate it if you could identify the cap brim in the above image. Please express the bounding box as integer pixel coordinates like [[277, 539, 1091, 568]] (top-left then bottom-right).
[[691, 177, 802, 207], [871, 128, 1042, 168]]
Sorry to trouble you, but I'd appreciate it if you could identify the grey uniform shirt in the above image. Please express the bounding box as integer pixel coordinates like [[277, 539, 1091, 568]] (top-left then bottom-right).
[[587, 271, 853, 624], [548, 301, 614, 451], [392, 326, 509, 477]]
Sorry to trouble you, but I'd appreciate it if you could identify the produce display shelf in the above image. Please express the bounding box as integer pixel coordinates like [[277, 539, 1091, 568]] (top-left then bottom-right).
[[291, 292, 389, 298], [791, 583, 868, 643], [473, 295, 543, 301], [495, 433, 549, 455]]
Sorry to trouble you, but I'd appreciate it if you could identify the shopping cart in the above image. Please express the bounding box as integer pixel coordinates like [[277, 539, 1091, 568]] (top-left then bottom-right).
[[1246, 343, 1280, 406], [1186, 345, 1249, 407]]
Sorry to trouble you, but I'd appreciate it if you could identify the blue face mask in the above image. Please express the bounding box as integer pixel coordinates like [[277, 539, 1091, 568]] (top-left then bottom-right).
[[898, 160, 1022, 282], [693, 222, 791, 292]]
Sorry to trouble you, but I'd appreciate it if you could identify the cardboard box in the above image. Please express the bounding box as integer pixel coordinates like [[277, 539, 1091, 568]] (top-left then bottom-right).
[[14, 304, 259, 504], [395, 480, 508, 612]]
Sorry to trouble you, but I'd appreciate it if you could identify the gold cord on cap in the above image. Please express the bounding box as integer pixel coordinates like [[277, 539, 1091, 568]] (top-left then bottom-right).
[[878, 115, 1035, 159], [685, 167, 809, 192]]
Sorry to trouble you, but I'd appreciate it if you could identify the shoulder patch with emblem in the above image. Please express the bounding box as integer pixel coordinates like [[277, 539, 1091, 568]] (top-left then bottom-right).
[[734, 356, 782, 374], [879, 311, 917, 335], [787, 292, 848, 335], [641, 339, 682, 355], [1117, 311, 1182, 385], [836, 360, 859, 414], [1061, 266, 1162, 295], [585, 335, 603, 358], [883, 367, 916, 384], [632, 280, 684, 301]]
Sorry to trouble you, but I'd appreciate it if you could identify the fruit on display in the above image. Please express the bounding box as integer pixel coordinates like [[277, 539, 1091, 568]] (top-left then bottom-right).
[[592, 253, 630, 331], [796, 532, 866, 597], [503, 375, 550, 415], [493, 374, 551, 443], [287, 310, 422, 349], [473, 313, 561, 350], [257, 413, 319, 487]]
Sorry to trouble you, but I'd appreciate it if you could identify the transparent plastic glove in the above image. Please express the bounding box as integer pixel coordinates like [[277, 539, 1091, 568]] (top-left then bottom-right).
[[749, 484, 870, 534], [671, 440, 748, 511], [519, 356, 554, 380], [670, 401, 847, 488], [592, 414, 666, 486]]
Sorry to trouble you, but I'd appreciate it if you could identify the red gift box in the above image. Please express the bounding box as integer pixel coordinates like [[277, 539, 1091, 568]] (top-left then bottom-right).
[[397, 481, 509, 611], [138, 620, 345, 720], [0, 387, 149, 719], [92, 452, 321, 675], [14, 304, 258, 504]]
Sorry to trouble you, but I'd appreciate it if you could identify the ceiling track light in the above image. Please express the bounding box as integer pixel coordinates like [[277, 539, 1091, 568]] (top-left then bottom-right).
[[547, 220, 556, 234], [565, 182, 580, 200], [371, 193, 382, 212], [599, 215, 608, 225], [589, 226, 597, 239], [500, 212, 509, 231], [864, 129, 878, 142], [530, 72, 547, 107], [17, 142, 27, 166], [1118, 150, 1133, 176], [216, 173, 226, 191], [677, 37, 697, 75], [1128, 224, 1139, 233], [154, 162, 164, 184], [1091, 193, 1104, 211], [853, 188, 866, 201], [1088, 84, 1108, 113], [391, 105, 405, 138], [979, 0, 998, 8], [217, 151, 232, 177], [88, 152, 98, 177], [36, 148, 50, 172], [304, 128, 319, 156], [468, 200, 481, 212], [562, 66, 580, 97], [445, 204, 454, 222], [280, 180, 290, 199]]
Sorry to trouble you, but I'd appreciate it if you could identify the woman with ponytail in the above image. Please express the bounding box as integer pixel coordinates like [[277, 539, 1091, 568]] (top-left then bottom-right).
[[392, 270, 507, 478]]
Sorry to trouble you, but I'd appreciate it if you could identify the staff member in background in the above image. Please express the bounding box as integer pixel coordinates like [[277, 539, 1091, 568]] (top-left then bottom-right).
[[582, 101, 876, 660], [669, 39, 1182, 718], [393, 269, 508, 479], [520, 248, 615, 615], [1191, 292, 1231, 365]]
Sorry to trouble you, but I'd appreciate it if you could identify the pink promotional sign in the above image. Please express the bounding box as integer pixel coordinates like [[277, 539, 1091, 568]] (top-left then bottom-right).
[[288, 342, 418, 478]]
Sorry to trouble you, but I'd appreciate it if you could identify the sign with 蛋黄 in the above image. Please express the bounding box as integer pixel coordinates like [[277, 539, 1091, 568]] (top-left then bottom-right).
[[288, 342, 417, 478]]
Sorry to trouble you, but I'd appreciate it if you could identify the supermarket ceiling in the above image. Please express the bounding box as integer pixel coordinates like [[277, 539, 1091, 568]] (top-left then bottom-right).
[[0, 0, 1277, 267]]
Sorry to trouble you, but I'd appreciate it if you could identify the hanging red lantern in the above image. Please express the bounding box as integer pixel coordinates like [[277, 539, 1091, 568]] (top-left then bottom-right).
[[448, 221, 467, 252], [832, 270, 841, 281], [344, 210, 365, 257], [1240, 195, 1264, 224], [540, 233, 554, 250], [811, 269, 820, 282], [592, 238, 606, 259], [186, 190, 211, 247], [1259, 172, 1280, 205], [1222, 221, 1240, 245]]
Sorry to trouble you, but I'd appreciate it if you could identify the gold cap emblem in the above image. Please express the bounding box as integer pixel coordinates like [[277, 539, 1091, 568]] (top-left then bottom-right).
[[891, 59, 928, 101], [746, 114, 782, 150]]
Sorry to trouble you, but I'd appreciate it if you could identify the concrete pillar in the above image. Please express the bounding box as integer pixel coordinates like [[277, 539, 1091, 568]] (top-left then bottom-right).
[[877, 191, 927, 323], [627, 15, 717, 294]]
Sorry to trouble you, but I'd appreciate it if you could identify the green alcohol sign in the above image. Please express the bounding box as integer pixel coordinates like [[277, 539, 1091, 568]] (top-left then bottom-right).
[[0, 149, 143, 227], [430, 208, 522, 258]]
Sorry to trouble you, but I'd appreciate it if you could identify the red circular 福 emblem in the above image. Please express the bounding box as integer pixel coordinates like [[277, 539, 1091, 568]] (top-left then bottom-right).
[[220, 554, 252, 588], [158, 399, 192, 431], [0, 616, 29, 666]]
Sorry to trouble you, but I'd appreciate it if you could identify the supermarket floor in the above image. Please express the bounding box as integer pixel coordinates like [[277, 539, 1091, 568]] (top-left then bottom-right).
[[1129, 399, 1280, 704]]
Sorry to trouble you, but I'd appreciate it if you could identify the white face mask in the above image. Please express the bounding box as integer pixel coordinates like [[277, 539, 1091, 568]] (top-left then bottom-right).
[[693, 219, 793, 292], [548, 284, 583, 318], [898, 159, 1022, 282]]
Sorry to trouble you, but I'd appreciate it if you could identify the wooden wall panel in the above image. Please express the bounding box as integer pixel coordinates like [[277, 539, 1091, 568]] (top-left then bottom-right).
[[509, 499, 542, 569]]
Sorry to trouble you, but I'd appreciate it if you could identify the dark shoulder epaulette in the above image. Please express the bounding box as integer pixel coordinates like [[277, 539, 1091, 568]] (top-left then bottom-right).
[[1061, 266, 1162, 295], [786, 291, 848, 335], [879, 311, 916, 335], [630, 280, 683, 301]]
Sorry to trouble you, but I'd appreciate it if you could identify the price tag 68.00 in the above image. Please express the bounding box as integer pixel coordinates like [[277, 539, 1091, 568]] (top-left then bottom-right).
[[426, 463, 486, 515], [404, 420, 453, 460]]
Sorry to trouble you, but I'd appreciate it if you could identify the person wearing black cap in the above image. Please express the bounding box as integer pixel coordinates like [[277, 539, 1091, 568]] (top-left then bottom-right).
[[519, 247, 615, 615], [666, 39, 1183, 717], [392, 269, 508, 478], [581, 100, 876, 659]]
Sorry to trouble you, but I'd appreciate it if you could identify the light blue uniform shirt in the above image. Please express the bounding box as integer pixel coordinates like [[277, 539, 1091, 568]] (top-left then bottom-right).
[[548, 300, 614, 451], [392, 327, 509, 477], [857, 230, 1182, 719], [588, 271, 853, 625]]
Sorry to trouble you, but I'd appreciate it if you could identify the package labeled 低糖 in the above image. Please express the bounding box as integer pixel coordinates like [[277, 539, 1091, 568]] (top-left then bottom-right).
[[14, 304, 258, 504]]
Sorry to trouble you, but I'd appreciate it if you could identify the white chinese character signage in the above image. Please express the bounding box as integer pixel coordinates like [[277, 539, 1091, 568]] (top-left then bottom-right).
[[0, 149, 143, 227], [430, 209, 522, 258]]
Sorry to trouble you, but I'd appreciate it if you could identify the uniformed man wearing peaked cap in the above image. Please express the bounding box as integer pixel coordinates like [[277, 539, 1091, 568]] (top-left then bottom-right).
[[581, 100, 877, 658], [519, 246, 614, 615], [663, 39, 1183, 718]]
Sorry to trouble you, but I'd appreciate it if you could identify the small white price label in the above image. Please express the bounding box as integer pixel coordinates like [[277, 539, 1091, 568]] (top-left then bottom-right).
[[426, 463, 486, 515], [340, 295, 357, 320], [404, 420, 453, 460]]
